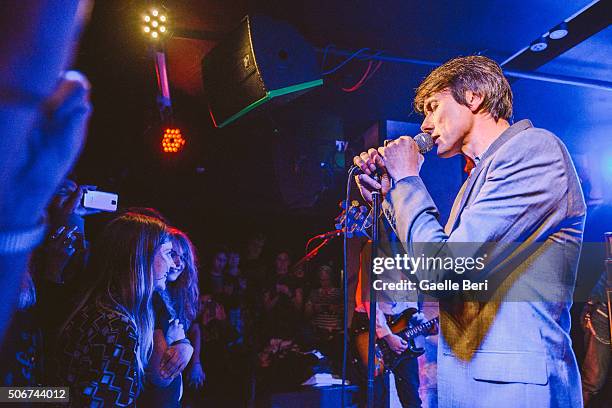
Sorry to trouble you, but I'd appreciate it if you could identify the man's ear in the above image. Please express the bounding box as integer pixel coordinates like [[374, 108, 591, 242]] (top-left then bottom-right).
[[465, 90, 484, 113]]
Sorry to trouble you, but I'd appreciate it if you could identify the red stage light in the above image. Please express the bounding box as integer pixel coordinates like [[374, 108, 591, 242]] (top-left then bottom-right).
[[162, 127, 185, 153]]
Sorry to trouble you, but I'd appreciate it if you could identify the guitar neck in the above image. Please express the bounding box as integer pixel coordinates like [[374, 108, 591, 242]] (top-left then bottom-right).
[[399, 317, 439, 340]]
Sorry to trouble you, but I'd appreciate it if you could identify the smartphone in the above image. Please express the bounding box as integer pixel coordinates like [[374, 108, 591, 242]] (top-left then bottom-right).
[[82, 190, 118, 212]]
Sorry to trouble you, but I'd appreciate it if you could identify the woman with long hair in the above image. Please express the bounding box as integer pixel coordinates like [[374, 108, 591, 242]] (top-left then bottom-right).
[[138, 227, 201, 407], [167, 228, 204, 390], [56, 213, 175, 406], [166, 228, 199, 330]]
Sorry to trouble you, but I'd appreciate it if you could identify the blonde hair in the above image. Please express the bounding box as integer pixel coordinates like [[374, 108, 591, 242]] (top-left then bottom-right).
[[64, 213, 168, 383], [414, 55, 513, 121]]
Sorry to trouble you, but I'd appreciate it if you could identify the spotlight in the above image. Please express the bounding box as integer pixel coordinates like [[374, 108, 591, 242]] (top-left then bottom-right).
[[549, 22, 569, 40], [142, 7, 169, 41], [529, 36, 548, 52], [162, 127, 186, 153]]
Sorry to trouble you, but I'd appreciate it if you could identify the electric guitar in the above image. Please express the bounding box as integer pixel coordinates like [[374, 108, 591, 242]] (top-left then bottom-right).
[[353, 307, 438, 377], [334, 200, 370, 238]]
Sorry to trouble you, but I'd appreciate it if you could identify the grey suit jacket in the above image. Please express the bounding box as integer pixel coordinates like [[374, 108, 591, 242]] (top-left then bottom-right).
[[383, 120, 586, 408]]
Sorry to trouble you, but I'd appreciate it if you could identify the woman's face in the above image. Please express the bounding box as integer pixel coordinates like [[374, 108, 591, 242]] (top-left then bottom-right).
[[275, 252, 290, 274], [318, 268, 332, 289], [228, 252, 240, 268], [213, 252, 227, 272], [293, 264, 304, 278], [153, 241, 175, 291], [167, 241, 186, 282]]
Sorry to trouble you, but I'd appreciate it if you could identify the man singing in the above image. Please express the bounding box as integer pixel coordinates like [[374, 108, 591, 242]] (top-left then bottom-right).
[[354, 56, 585, 407]]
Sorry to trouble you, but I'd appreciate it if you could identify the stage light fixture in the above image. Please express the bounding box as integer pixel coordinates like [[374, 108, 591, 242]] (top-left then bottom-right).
[[162, 127, 186, 153], [549, 22, 569, 40], [142, 7, 169, 41], [529, 36, 548, 52]]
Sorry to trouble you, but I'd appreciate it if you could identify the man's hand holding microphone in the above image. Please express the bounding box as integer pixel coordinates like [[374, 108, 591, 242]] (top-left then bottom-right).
[[353, 133, 433, 205]]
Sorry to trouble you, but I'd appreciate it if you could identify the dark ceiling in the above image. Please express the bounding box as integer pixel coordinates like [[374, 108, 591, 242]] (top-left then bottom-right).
[[72, 0, 612, 255]]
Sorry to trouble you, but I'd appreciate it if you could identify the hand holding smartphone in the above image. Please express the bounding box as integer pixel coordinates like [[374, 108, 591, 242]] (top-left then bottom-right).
[[82, 190, 118, 212]]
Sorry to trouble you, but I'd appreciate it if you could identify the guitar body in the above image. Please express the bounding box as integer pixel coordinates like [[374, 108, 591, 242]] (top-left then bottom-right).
[[353, 308, 431, 377]]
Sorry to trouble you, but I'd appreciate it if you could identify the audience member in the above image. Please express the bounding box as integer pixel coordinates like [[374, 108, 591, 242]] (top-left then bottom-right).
[[167, 229, 204, 390], [242, 232, 267, 285], [201, 248, 228, 298], [259, 251, 306, 368], [291, 261, 313, 301], [242, 233, 268, 336], [304, 265, 343, 363], [55, 213, 174, 406], [139, 228, 200, 407], [197, 293, 240, 406], [1, 178, 100, 390], [223, 250, 247, 341], [0, 0, 92, 341]]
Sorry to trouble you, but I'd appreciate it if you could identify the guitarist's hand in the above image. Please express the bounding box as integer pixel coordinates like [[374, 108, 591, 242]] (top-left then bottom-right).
[[411, 311, 438, 337], [428, 320, 439, 336], [411, 312, 427, 325], [383, 334, 408, 354]]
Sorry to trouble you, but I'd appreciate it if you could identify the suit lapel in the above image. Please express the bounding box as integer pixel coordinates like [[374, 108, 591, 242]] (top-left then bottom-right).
[[446, 119, 534, 234]]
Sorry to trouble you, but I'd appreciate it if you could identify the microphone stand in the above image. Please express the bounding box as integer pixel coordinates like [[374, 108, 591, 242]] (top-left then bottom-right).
[[367, 188, 381, 408], [294, 232, 341, 270]]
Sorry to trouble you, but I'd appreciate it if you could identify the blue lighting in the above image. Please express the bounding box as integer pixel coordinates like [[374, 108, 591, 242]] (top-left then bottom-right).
[[603, 155, 612, 178]]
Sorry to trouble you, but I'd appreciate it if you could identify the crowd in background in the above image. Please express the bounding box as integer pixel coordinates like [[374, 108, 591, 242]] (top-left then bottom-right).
[[0, 179, 344, 407], [196, 237, 344, 406]]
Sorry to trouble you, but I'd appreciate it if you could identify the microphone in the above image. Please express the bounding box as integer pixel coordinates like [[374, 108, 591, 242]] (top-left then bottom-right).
[[410, 132, 435, 154], [355, 132, 434, 178], [313, 230, 343, 239]]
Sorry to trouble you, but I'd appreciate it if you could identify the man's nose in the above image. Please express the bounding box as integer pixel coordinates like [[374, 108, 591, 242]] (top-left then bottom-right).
[[421, 115, 434, 134]]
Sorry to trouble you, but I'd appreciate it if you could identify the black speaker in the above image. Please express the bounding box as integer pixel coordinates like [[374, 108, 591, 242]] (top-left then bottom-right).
[[202, 15, 323, 128]]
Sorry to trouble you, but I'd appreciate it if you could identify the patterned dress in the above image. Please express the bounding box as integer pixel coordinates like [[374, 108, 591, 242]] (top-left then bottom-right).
[[57, 299, 140, 407]]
